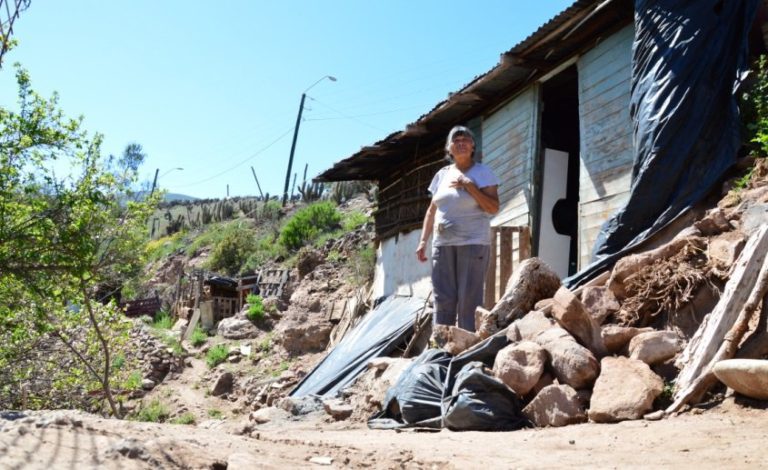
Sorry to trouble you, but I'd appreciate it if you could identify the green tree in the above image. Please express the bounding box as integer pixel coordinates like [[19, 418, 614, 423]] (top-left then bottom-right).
[[0, 66, 159, 416]]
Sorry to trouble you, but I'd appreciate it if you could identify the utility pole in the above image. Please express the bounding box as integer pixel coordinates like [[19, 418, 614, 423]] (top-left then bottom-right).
[[282, 93, 306, 207]]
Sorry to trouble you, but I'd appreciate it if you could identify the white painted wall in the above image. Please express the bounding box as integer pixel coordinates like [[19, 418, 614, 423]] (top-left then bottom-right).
[[372, 230, 433, 300]]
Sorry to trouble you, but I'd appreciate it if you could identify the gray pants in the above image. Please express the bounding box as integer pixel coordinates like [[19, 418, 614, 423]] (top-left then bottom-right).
[[431, 244, 489, 332]]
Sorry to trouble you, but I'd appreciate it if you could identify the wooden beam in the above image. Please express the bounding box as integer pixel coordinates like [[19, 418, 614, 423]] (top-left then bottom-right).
[[499, 227, 514, 293], [485, 229, 498, 309]]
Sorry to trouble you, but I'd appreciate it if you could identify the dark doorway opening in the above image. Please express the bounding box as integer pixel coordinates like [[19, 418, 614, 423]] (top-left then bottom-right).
[[537, 64, 580, 277]]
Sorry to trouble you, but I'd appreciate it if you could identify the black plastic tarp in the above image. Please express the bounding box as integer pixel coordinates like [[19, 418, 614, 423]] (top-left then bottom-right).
[[370, 331, 529, 431], [567, 0, 760, 288], [290, 295, 427, 398]]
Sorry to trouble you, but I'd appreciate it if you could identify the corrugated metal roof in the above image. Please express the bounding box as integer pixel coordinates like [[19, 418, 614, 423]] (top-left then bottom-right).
[[317, 0, 632, 182]]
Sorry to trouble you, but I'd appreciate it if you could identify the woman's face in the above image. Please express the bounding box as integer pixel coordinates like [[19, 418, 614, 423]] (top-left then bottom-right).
[[450, 134, 474, 161]]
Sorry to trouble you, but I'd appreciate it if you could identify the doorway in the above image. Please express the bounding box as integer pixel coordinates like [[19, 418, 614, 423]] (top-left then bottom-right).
[[537, 64, 580, 278]]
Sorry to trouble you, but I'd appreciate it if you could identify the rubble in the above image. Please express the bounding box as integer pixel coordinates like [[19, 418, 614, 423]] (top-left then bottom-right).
[[712, 359, 768, 400], [588, 357, 664, 423], [522, 384, 587, 427]]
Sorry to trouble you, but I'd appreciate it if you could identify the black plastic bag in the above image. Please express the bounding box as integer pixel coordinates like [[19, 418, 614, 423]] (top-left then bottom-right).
[[442, 362, 529, 432]]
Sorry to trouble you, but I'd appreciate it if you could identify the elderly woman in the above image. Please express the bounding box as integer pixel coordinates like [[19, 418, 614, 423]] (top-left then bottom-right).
[[416, 125, 499, 332]]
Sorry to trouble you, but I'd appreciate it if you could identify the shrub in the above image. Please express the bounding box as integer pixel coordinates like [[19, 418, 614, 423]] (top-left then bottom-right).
[[207, 226, 258, 275], [208, 408, 224, 419], [742, 55, 768, 155], [153, 310, 173, 330], [189, 325, 208, 347], [123, 370, 142, 391], [347, 244, 376, 287], [279, 201, 341, 250], [136, 399, 170, 422], [171, 412, 196, 425], [206, 344, 229, 368], [341, 210, 370, 232], [246, 294, 265, 321]]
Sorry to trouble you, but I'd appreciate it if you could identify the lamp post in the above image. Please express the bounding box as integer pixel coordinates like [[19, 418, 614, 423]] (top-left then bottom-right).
[[282, 75, 337, 206], [150, 167, 184, 196]]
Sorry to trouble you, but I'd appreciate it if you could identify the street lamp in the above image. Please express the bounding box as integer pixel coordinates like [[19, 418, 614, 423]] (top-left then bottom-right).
[[150, 167, 184, 195], [282, 75, 337, 206]]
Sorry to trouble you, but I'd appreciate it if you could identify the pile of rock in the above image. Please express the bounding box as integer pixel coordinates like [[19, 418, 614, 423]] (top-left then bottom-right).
[[129, 323, 185, 392], [430, 204, 759, 427]]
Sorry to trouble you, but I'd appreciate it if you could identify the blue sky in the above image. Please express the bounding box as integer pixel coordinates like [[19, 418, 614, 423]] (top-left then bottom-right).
[[1, 1, 574, 199]]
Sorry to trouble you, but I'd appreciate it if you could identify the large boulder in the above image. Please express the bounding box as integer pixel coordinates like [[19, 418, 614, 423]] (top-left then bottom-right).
[[277, 312, 333, 355], [588, 356, 664, 423], [628, 331, 681, 366], [493, 341, 547, 396], [489, 258, 561, 328], [507, 310, 556, 343], [712, 359, 768, 400], [217, 317, 259, 340], [523, 384, 587, 427], [534, 328, 599, 390], [601, 325, 654, 355], [551, 286, 607, 357], [580, 286, 620, 325]]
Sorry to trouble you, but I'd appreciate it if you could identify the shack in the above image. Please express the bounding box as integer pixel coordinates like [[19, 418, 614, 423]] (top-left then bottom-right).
[[318, 0, 768, 299]]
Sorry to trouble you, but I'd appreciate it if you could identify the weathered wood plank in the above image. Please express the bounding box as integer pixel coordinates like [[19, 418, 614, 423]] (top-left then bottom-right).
[[669, 225, 768, 411]]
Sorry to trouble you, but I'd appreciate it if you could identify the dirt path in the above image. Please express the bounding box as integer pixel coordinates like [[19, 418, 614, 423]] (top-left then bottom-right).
[[2, 402, 767, 469]]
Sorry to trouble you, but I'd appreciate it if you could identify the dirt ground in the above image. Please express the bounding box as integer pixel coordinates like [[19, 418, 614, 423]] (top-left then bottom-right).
[[2, 400, 767, 469]]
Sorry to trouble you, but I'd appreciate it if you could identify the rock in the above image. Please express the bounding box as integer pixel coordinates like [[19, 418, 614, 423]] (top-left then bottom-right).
[[489, 258, 562, 328], [534, 328, 599, 390], [628, 331, 681, 365], [211, 371, 234, 396], [141, 378, 156, 390], [551, 286, 607, 357], [296, 248, 324, 280], [601, 325, 654, 354], [507, 310, 556, 343], [217, 317, 259, 340], [580, 286, 620, 325], [493, 341, 547, 396], [322, 399, 353, 420], [249, 407, 289, 424], [712, 359, 768, 400], [277, 312, 333, 355], [278, 396, 323, 416], [474, 306, 498, 339], [588, 356, 664, 423], [436, 326, 480, 355], [742, 204, 768, 234], [708, 231, 746, 269], [694, 208, 733, 236], [523, 384, 587, 427]]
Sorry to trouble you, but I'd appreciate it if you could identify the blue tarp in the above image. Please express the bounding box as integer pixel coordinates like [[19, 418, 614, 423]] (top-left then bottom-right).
[[290, 295, 427, 398], [567, 0, 760, 287]]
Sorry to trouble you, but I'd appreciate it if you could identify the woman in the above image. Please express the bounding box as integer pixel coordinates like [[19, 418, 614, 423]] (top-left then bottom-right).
[[416, 125, 499, 332]]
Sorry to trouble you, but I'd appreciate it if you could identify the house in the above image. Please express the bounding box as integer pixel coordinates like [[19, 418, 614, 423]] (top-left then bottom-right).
[[317, 0, 768, 301]]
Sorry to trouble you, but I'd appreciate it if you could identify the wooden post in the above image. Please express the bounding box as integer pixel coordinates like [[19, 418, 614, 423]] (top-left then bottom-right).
[[519, 226, 532, 261], [485, 228, 498, 308], [499, 227, 514, 294]]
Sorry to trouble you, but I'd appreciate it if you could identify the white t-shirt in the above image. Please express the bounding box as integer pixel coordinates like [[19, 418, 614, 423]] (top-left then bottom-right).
[[428, 162, 499, 246]]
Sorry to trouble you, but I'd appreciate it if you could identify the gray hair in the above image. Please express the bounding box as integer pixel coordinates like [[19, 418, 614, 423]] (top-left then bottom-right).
[[444, 125, 476, 161]]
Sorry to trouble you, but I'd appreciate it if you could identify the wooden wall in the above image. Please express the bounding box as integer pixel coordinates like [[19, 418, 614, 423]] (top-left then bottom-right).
[[482, 85, 539, 229], [576, 24, 634, 268]]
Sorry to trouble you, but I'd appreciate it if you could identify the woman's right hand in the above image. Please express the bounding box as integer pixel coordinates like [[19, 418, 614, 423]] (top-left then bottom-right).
[[416, 240, 428, 262]]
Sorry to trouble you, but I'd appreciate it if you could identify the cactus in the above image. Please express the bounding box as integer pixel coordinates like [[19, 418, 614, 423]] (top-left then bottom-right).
[[298, 180, 325, 202]]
